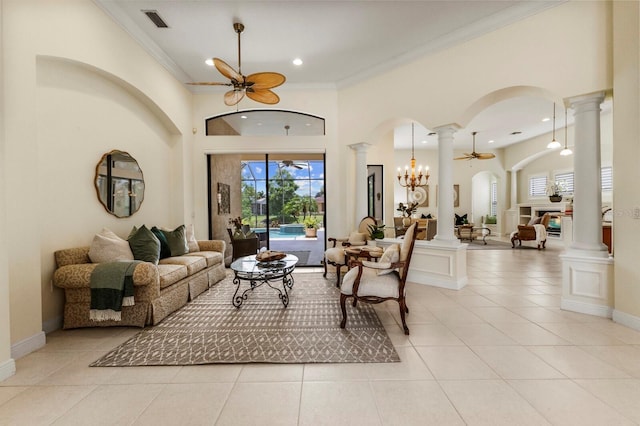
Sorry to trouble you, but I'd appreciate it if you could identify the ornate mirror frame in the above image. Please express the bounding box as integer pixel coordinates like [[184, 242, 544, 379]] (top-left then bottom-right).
[[94, 150, 145, 217]]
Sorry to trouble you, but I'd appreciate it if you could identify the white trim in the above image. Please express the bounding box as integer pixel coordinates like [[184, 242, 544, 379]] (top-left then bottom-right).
[[560, 298, 613, 318], [11, 331, 46, 360], [0, 359, 16, 382], [613, 309, 640, 332]]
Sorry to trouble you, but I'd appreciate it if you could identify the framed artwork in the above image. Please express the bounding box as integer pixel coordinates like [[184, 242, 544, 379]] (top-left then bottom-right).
[[217, 182, 230, 214], [407, 185, 428, 207], [436, 184, 460, 207]]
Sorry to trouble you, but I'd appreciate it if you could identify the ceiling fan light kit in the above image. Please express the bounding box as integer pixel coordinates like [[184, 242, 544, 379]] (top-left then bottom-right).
[[397, 123, 429, 191], [188, 22, 286, 106], [547, 102, 562, 149]]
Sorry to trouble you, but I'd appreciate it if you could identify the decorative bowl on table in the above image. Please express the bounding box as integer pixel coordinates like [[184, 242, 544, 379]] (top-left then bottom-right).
[[256, 250, 287, 262]]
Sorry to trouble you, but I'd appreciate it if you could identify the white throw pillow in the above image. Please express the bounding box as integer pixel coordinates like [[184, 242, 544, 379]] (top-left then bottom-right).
[[377, 244, 400, 275], [88, 228, 134, 263], [185, 224, 199, 252], [348, 232, 367, 245]]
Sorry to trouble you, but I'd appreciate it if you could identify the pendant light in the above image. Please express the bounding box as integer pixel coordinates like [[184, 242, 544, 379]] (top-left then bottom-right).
[[560, 108, 573, 156], [547, 102, 561, 149]]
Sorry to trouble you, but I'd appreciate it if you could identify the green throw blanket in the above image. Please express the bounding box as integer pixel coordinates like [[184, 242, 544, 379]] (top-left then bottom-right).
[[90, 261, 141, 322]]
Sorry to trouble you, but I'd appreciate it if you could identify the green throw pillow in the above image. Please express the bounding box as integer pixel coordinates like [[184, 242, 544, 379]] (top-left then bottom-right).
[[151, 226, 172, 259], [127, 225, 161, 264], [161, 225, 189, 257]]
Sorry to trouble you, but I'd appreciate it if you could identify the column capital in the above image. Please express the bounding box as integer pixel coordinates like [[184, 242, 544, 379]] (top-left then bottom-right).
[[348, 142, 371, 153], [433, 123, 461, 137], [567, 91, 606, 109]]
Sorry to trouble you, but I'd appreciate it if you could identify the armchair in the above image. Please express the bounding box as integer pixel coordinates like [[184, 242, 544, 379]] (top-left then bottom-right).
[[323, 216, 377, 286], [227, 228, 259, 260], [511, 213, 550, 249], [340, 223, 418, 335]]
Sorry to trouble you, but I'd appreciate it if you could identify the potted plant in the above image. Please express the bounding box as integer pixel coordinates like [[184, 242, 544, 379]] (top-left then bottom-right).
[[367, 223, 386, 240], [397, 202, 418, 226], [303, 216, 321, 238], [547, 181, 565, 202]]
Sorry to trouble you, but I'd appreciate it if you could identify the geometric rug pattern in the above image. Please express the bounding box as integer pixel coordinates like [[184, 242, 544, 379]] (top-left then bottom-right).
[[90, 271, 400, 366]]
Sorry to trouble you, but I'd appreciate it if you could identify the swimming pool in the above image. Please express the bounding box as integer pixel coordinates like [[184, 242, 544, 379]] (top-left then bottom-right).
[[253, 227, 305, 240]]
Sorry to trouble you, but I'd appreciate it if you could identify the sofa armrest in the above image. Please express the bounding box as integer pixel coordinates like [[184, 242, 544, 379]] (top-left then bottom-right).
[[196, 240, 226, 253], [53, 262, 158, 289]]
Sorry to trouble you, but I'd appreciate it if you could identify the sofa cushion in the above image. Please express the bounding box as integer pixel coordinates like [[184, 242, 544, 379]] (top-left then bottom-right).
[[88, 228, 134, 263], [159, 255, 206, 275], [127, 225, 161, 265], [151, 226, 172, 259], [156, 264, 188, 289], [185, 251, 223, 268], [161, 225, 189, 257], [376, 244, 400, 276]]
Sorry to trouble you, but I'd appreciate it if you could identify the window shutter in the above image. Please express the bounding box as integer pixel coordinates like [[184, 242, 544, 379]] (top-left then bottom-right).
[[601, 167, 612, 191], [529, 176, 547, 197], [490, 182, 497, 216], [554, 172, 574, 194]]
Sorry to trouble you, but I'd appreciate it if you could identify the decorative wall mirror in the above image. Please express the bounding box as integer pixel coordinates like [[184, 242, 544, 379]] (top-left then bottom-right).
[[95, 150, 144, 217]]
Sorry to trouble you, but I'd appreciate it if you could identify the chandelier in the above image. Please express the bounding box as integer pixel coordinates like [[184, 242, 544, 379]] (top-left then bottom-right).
[[397, 123, 429, 191]]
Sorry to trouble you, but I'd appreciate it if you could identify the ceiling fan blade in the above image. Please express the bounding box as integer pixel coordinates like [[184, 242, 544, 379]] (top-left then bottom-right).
[[246, 88, 280, 105], [224, 90, 245, 106], [246, 72, 286, 90], [213, 58, 244, 84], [476, 153, 496, 160], [454, 155, 472, 160], [186, 81, 232, 86]]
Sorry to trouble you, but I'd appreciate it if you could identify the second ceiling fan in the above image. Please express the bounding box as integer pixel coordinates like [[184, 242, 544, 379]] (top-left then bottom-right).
[[188, 23, 286, 106], [454, 131, 496, 160]]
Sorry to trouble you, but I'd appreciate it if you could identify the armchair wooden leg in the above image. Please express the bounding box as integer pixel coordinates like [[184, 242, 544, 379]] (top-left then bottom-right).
[[335, 265, 343, 287], [399, 298, 410, 335], [323, 259, 328, 278], [339, 294, 348, 329]]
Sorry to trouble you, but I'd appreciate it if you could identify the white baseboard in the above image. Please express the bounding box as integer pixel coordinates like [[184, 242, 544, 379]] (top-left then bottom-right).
[[0, 358, 16, 382], [561, 298, 613, 318], [613, 309, 640, 332], [11, 331, 46, 359]]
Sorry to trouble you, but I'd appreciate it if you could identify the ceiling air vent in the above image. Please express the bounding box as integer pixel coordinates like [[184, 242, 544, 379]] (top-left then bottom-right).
[[142, 10, 169, 28]]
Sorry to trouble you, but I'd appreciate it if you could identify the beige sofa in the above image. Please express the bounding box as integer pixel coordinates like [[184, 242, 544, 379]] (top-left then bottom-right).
[[53, 240, 226, 329]]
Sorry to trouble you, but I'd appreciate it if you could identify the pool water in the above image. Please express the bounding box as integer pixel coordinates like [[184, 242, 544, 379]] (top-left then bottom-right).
[[253, 227, 305, 240]]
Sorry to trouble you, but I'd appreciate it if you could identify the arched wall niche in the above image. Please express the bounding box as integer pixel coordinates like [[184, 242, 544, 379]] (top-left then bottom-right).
[[205, 109, 326, 136]]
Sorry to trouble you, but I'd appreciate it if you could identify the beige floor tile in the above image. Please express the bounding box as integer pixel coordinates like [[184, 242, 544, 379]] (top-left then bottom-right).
[[538, 323, 627, 345], [366, 346, 434, 380], [448, 323, 518, 346], [468, 306, 529, 324], [506, 306, 575, 324], [52, 384, 165, 425], [484, 294, 539, 307], [0, 386, 26, 405], [407, 324, 465, 346], [525, 294, 561, 307], [586, 321, 640, 344], [509, 379, 636, 425], [0, 385, 95, 426], [527, 346, 630, 379], [491, 322, 570, 346], [428, 306, 485, 325], [471, 346, 565, 379], [105, 365, 182, 384], [36, 351, 120, 385], [0, 352, 79, 386], [214, 382, 301, 426], [299, 381, 381, 426], [579, 345, 640, 378], [302, 361, 370, 381], [133, 382, 234, 425], [574, 379, 640, 424], [171, 364, 242, 383], [237, 363, 304, 382], [372, 380, 464, 425], [440, 380, 550, 425], [416, 346, 499, 380]]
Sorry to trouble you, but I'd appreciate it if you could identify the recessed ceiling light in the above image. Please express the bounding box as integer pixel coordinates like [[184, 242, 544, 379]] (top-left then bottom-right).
[[293, 58, 303, 66], [488, 140, 495, 144], [305, 123, 311, 127], [256, 122, 263, 126], [205, 58, 214, 66], [421, 140, 427, 144], [541, 117, 550, 122], [240, 115, 248, 119]]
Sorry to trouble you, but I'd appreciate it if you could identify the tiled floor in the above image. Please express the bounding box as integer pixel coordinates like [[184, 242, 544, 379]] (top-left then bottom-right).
[[2, 239, 640, 425]]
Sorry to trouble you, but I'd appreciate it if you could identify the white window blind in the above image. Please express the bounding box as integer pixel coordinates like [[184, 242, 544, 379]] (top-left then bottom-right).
[[529, 176, 547, 197], [554, 172, 574, 194], [490, 182, 497, 216], [601, 167, 612, 191]]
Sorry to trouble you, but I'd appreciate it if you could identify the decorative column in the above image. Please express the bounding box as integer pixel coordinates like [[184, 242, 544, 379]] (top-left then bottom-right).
[[433, 124, 460, 244], [510, 168, 519, 210], [349, 143, 371, 224], [560, 91, 614, 318]]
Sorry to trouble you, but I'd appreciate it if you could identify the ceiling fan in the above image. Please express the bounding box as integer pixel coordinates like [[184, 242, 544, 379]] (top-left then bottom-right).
[[454, 131, 496, 160], [280, 160, 308, 169], [188, 23, 286, 106]]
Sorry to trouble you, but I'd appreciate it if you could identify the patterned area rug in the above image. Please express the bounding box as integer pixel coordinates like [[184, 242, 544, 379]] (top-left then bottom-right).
[[465, 238, 514, 250], [91, 271, 399, 366]]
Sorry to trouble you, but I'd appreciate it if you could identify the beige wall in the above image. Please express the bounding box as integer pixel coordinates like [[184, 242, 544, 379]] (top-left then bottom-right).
[[613, 0, 640, 319], [3, 0, 193, 351]]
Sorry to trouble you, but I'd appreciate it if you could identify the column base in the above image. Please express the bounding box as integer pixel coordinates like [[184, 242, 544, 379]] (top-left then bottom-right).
[[560, 251, 614, 318], [377, 238, 468, 290]]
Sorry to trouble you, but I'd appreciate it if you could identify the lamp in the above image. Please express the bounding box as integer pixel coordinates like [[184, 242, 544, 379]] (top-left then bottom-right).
[[397, 122, 429, 191], [560, 108, 573, 156], [547, 102, 561, 149]]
